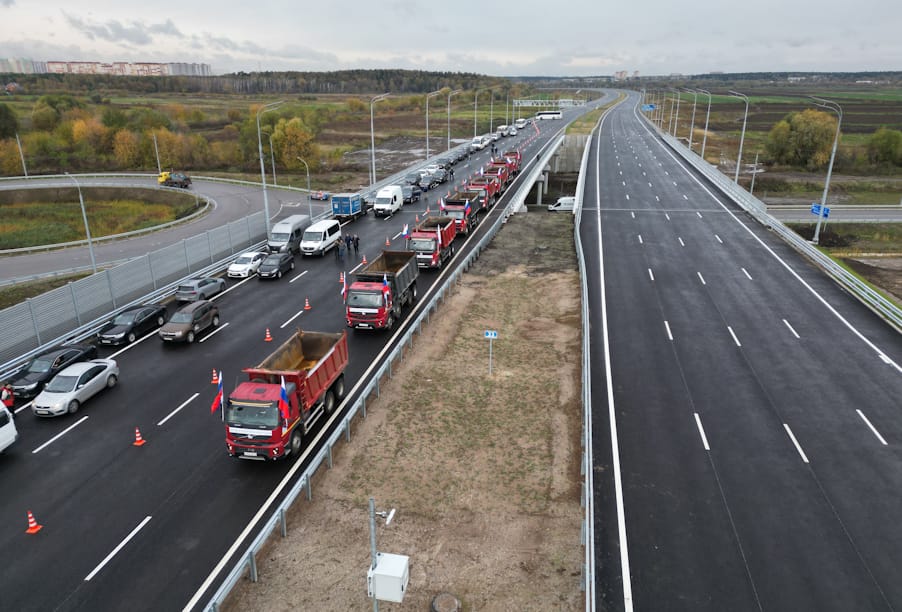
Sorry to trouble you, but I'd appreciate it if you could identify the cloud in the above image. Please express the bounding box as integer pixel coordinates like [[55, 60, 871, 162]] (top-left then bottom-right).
[[63, 13, 183, 46], [1, 0, 14, 7]]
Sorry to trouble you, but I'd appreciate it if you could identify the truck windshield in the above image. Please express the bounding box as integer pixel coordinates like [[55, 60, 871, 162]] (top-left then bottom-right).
[[374, 197, 391, 205], [346, 291, 383, 308], [226, 401, 280, 429], [445, 210, 464, 220], [408, 238, 436, 252], [302, 230, 323, 241], [270, 232, 289, 242]]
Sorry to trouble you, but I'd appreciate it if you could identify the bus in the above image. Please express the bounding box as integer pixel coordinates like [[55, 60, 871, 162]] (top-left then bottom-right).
[[535, 110, 562, 120]]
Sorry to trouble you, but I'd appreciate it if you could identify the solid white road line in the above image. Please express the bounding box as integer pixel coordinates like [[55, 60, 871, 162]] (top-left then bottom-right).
[[697, 272, 706, 286], [288, 269, 308, 284], [199, 322, 229, 343], [742, 267, 753, 280], [648, 268, 654, 282], [782, 319, 801, 339], [694, 413, 711, 451], [85, 516, 152, 581], [727, 326, 742, 347], [32, 416, 89, 454], [664, 320, 673, 341], [157, 392, 200, 427], [856, 410, 888, 445], [784, 424, 810, 463], [280, 309, 306, 329]]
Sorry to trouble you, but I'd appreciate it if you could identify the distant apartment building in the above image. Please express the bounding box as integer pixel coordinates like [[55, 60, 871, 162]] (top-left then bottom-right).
[[1, 58, 211, 76]]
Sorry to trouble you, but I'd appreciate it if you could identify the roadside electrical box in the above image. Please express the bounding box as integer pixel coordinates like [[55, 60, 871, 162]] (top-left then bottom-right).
[[366, 552, 410, 603]]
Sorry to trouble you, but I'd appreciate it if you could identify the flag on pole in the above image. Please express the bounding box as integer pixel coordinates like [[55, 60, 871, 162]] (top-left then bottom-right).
[[382, 273, 389, 287], [436, 225, 442, 248], [279, 376, 290, 422], [402, 223, 409, 239], [341, 272, 347, 301], [439, 198, 445, 212], [210, 371, 223, 414], [465, 200, 471, 215]]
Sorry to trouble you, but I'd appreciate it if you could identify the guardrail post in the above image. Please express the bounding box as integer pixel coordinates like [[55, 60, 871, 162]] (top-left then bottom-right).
[[304, 474, 312, 501], [25, 298, 41, 346], [388, 358, 392, 378], [106, 269, 117, 308], [69, 282, 82, 325], [207, 231, 215, 264], [248, 551, 258, 582], [147, 255, 157, 290], [361, 396, 367, 418], [279, 508, 287, 538], [326, 443, 333, 469], [227, 222, 234, 254], [344, 417, 351, 442], [375, 379, 380, 398], [183, 240, 191, 273]]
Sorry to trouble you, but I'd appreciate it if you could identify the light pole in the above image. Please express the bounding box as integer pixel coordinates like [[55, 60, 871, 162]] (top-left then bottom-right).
[[65, 173, 97, 274], [15, 132, 27, 177], [447, 89, 462, 152], [489, 90, 495, 132], [698, 89, 712, 160], [810, 97, 843, 245], [667, 93, 676, 134], [370, 93, 390, 185], [672, 89, 681, 138], [425, 89, 444, 160], [684, 89, 698, 151], [257, 100, 284, 234], [296, 156, 313, 220], [152, 132, 161, 174], [473, 90, 481, 138], [268, 133, 278, 186], [728, 91, 749, 184]]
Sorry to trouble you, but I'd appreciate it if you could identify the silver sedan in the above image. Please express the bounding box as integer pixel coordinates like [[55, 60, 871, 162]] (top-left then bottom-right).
[[32, 359, 119, 417]]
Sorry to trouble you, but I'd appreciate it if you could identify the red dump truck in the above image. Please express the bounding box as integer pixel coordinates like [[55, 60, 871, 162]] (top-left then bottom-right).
[[483, 163, 510, 190], [444, 192, 481, 235], [225, 329, 349, 461], [501, 150, 522, 175], [346, 250, 419, 331], [467, 175, 501, 203], [407, 216, 456, 269]]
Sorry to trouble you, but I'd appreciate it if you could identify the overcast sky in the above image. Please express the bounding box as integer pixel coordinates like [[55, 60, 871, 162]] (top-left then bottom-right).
[[1, 0, 900, 76]]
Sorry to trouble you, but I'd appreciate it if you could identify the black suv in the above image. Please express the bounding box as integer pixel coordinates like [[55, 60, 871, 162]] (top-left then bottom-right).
[[9, 344, 98, 399], [402, 184, 421, 204]]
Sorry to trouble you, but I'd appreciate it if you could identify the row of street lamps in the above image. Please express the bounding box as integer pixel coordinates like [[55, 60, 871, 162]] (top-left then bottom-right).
[[644, 88, 842, 244]]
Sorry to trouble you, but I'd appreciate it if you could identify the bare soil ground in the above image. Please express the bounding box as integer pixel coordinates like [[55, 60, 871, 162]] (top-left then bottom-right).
[[223, 208, 584, 611]]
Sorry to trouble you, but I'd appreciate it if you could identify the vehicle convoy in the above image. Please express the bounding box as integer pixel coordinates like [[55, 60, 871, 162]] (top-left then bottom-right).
[[372, 185, 403, 217], [467, 176, 501, 203], [345, 250, 419, 331], [406, 216, 456, 269], [501, 150, 522, 175], [483, 164, 510, 191], [268, 214, 311, 254], [331, 192, 370, 222], [225, 329, 349, 461], [157, 171, 192, 188], [444, 192, 481, 235]]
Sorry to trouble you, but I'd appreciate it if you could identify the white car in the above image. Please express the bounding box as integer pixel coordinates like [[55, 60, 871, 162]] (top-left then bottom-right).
[[32, 359, 119, 417], [508, 126, 518, 136], [228, 251, 268, 278]]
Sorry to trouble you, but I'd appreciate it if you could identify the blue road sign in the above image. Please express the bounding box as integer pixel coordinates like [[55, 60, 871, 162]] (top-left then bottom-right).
[[484, 330, 498, 339], [810, 203, 830, 218], [641, 104, 656, 111]]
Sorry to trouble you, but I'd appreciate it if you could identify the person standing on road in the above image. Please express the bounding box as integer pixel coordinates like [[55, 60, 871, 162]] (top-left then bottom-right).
[[345, 233, 353, 251], [353, 234, 360, 255], [338, 238, 346, 262], [334, 237, 342, 260], [1, 382, 14, 411]]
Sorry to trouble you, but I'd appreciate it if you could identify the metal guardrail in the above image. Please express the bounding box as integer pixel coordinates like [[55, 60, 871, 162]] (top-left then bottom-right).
[[199, 135, 568, 612], [639, 110, 902, 332]]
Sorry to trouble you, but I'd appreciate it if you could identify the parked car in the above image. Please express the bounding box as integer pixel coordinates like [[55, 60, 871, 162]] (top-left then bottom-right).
[[258, 252, 295, 280], [402, 184, 422, 204], [227, 251, 268, 278], [435, 157, 454, 169], [432, 168, 448, 184], [175, 277, 226, 302], [419, 172, 438, 190], [31, 359, 119, 417], [158, 300, 220, 343], [402, 173, 421, 186], [97, 304, 167, 345], [9, 344, 98, 400]]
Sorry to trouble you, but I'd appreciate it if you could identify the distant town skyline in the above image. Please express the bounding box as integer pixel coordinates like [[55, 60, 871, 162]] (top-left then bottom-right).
[[1, 0, 899, 76]]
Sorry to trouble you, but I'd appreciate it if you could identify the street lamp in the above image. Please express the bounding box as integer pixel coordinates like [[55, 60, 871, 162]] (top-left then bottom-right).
[[425, 89, 444, 160], [257, 100, 284, 234], [268, 133, 277, 186], [473, 90, 481, 138], [697, 89, 712, 160], [684, 89, 698, 151], [810, 97, 843, 245], [370, 93, 390, 185], [296, 157, 314, 220], [152, 132, 162, 174], [65, 173, 97, 274], [447, 89, 463, 152], [728, 91, 749, 184], [15, 132, 27, 177], [672, 89, 681, 138]]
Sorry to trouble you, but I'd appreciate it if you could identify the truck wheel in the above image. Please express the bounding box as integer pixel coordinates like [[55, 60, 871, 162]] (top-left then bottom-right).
[[410, 283, 418, 304], [323, 390, 336, 415], [332, 375, 346, 400], [385, 313, 395, 331], [289, 430, 302, 457]]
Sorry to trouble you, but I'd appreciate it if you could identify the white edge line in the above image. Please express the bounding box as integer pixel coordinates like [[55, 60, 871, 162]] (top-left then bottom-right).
[[782, 319, 801, 339], [693, 413, 711, 451], [157, 392, 200, 427], [280, 309, 305, 329], [648, 268, 654, 282], [742, 267, 753, 280], [664, 320, 673, 341], [32, 415, 89, 454], [856, 409, 888, 445], [637, 234, 643, 244], [727, 325, 742, 347], [288, 269, 308, 284], [783, 423, 810, 463], [198, 322, 229, 343], [697, 272, 706, 286], [678, 237, 685, 247], [715, 234, 723, 244], [85, 516, 153, 581]]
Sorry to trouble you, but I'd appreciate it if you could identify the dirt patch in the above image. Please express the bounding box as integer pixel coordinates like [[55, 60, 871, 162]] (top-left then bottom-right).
[[843, 256, 902, 303], [223, 209, 584, 611]]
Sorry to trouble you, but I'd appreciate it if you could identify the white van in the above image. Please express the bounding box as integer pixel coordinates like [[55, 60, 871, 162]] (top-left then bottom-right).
[[373, 185, 403, 217], [496, 125, 509, 137], [548, 196, 575, 212], [300, 219, 342, 256], [0, 405, 18, 454], [514, 118, 528, 129], [268, 214, 311, 254], [470, 136, 485, 152]]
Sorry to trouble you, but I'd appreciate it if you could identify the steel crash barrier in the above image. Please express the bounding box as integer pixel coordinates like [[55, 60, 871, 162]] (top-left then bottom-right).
[[637, 108, 902, 332]]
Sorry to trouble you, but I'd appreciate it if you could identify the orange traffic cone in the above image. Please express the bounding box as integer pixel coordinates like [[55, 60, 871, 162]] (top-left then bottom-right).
[[339, 271, 344, 284], [415, 214, 419, 223], [264, 328, 273, 342], [385, 236, 390, 247], [362, 254, 367, 265], [133, 427, 146, 447], [211, 369, 219, 384], [25, 510, 42, 534], [304, 297, 312, 311]]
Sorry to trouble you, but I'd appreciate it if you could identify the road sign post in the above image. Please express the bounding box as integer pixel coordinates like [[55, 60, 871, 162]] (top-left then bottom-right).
[[484, 330, 498, 375]]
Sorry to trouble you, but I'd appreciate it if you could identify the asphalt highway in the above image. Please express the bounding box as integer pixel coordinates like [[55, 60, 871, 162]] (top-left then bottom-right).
[[0, 96, 610, 611], [584, 93, 902, 611]]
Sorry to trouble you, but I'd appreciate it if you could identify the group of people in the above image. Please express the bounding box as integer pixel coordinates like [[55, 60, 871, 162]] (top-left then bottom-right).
[[334, 233, 360, 262]]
